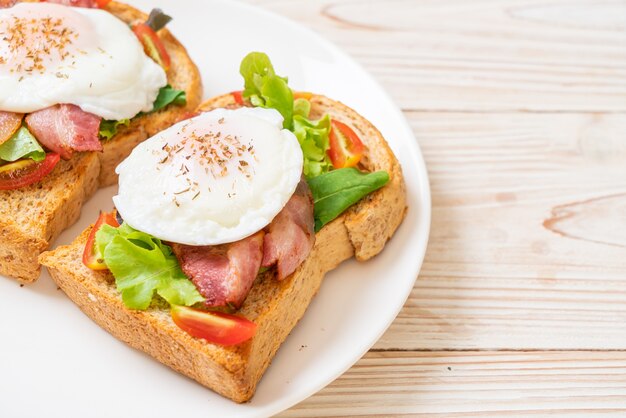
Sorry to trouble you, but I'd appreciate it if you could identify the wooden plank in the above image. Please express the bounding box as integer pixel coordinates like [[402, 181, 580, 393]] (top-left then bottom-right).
[[369, 111, 626, 350], [243, 0, 626, 112], [280, 351, 626, 417]]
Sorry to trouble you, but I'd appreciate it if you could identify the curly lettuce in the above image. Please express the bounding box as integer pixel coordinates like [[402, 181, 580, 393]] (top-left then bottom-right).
[[239, 52, 332, 177], [98, 119, 130, 140], [95, 223, 204, 310]]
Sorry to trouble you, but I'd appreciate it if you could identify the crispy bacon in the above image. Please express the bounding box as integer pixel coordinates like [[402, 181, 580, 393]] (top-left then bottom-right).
[[171, 179, 315, 307], [25, 104, 102, 159], [172, 232, 265, 308], [262, 178, 315, 280]]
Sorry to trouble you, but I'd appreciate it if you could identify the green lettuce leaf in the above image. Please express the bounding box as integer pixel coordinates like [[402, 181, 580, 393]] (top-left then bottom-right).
[[0, 126, 45, 163], [293, 98, 311, 118], [151, 84, 187, 112], [240, 52, 293, 129], [307, 168, 390, 231], [96, 223, 204, 310], [239, 52, 333, 177], [98, 119, 130, 140], [293, 114, 332, 178]]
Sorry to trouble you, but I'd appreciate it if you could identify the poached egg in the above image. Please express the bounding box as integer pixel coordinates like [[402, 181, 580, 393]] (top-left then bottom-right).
[[0, 2, 166, 120], [114, 107, 304, 246]]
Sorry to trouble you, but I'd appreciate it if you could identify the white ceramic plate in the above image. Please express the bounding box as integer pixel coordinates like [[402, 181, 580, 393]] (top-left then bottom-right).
[[0, 1, 430, 417]]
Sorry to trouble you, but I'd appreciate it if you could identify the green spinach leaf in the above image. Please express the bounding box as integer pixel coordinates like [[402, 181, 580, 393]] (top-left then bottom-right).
[[308, 168, 390, 231], [151, 84, 187, 112]]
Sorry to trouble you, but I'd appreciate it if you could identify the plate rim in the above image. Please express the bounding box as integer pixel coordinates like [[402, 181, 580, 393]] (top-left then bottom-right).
[[0, 0, 432, 416]]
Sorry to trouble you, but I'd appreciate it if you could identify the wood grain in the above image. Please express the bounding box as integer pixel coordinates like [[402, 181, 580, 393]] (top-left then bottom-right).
[[244, 0, 626, 112], [376, 112, 626, 350], [236, 0, 626, 415], [279, 351, 626, 417]]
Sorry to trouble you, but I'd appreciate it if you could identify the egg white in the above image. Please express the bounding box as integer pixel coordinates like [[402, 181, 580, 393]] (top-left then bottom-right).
[[0, 2, 166, 120], [114, 107, 304, 246]]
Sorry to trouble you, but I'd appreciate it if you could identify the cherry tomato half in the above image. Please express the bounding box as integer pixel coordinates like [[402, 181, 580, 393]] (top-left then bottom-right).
[[82, 211, 119, 270], [231, 90, 245, 105], [132, 23, 171, 71], [171, 305, 257, 346], [94, 0, 111, 8], [0, 153, 60, 191], [327, 119, 364, 169]]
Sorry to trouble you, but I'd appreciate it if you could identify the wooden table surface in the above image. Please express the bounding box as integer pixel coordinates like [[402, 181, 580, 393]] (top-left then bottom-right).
[[238, 0, 626, 416]]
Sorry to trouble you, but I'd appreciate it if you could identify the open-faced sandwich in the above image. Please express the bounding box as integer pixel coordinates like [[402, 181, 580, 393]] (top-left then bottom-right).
[[39, 52, 406, 402], [0, 0, 202, 282]]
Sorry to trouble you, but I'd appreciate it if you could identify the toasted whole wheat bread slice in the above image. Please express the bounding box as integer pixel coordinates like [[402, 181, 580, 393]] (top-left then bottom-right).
[[39, 94, 407, 402], [0, 1, 202, 282]]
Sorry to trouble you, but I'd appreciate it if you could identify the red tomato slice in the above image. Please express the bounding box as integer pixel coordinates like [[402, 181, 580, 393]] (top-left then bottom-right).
[[0, 153, 60, 191], [0, 112, 23, 147], [231, 90, 245, 105], [328, 119, 364, 169], [171, 305, 257, 346], [82, 211, 119, 270], [132, 23, 171, 71]]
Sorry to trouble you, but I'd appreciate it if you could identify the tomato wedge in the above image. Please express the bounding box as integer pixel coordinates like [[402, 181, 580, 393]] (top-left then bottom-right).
[[231, 90, 245, 105], [171, 305, 257, 346], [82, 211, 119, 270], [0, 112, 23, 147], [0, 153, 60, 191], [94, 0, 111, 7], [132, 23, 171, 71], [327, 119, 364, 169]]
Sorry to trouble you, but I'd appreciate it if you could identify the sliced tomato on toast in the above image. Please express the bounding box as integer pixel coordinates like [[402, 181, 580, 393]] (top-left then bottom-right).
[[328, 119, 364, 169], [0, 153, 60, 191], [132, 23, 171, 71], [171, 305, 257, 346], [82, 211, 119, 270], [231, 90, 245, 105]]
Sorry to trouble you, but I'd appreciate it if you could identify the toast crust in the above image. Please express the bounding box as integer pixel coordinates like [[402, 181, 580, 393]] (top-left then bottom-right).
[[39, 94, 407, 402], [0, 1, 202, 282]]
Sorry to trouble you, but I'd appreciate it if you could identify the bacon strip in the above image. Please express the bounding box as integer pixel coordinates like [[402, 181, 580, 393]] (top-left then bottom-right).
[[25, 104, 102, 159], [171, 179, 315, 307], [262, 178, 316, 280], [172, 232, 265, 308]]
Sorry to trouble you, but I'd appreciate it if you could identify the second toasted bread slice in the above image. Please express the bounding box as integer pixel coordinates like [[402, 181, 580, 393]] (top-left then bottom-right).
[[0, 1, 202, 282]]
